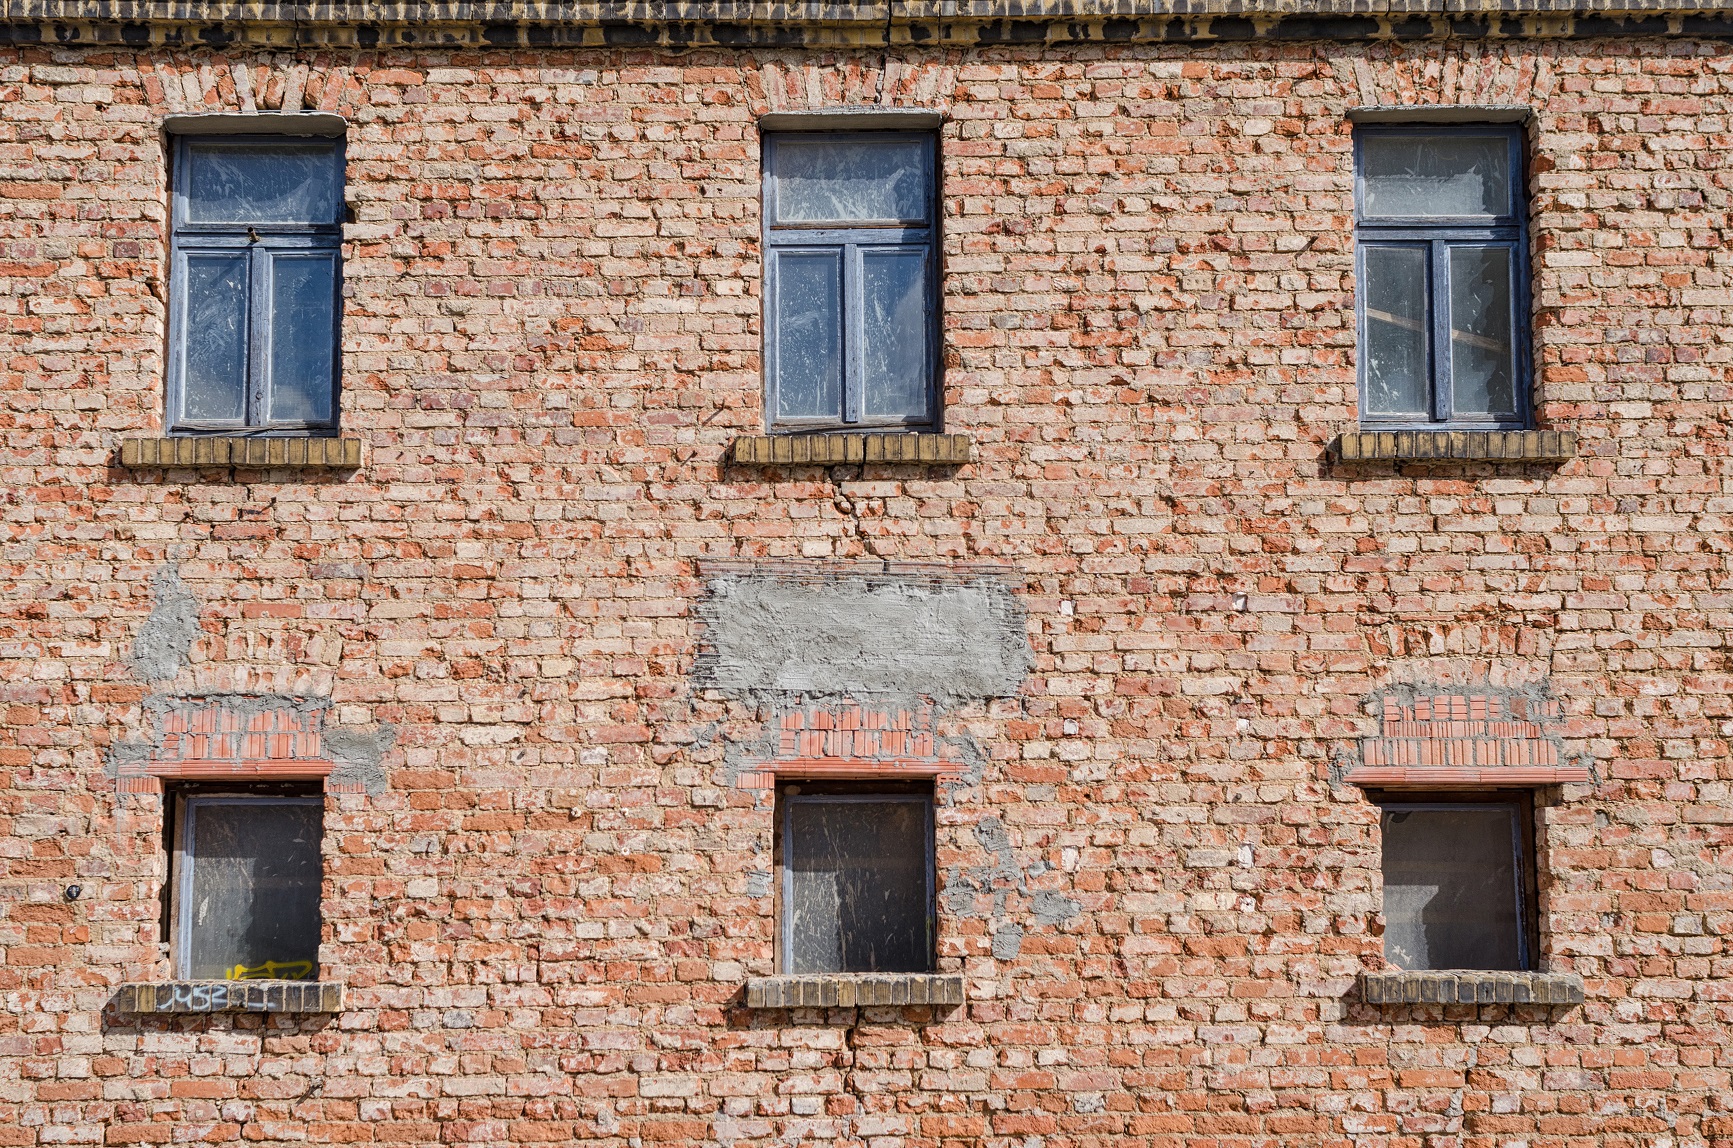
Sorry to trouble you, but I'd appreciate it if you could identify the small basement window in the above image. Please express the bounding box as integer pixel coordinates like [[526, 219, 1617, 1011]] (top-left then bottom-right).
[[779, 783, 934, 974], [167, 786, 324, 981], [1376, 791, 1537, 971]]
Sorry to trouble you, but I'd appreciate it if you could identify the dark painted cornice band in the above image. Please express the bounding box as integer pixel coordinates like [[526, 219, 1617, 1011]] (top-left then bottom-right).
[[4, 1, 1733, 48]]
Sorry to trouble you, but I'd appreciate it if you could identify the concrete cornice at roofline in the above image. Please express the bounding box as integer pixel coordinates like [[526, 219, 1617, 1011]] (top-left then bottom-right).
[[6, 0, 1733, 48]]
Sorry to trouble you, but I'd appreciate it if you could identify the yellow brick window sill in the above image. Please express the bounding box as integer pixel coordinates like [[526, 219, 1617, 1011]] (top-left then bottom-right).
[[113, 981, 344, 1014], [1359, 970, 1583, 1006], [744, 972, 965, 1009], [119, 437, 362, 469], [1335, 430, 1576, 463], [732, 433, 970, 467]]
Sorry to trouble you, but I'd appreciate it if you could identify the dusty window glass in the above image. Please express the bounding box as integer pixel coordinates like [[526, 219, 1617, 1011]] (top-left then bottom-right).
[[782, 794, 932, 974], [169, 135, 343, 433], [176, 797, 323, 981], [184, 143, 341, 225], [1359, 134, 1512, 219], [1354, 125, 1528, 429], [763, 132, 937, 430], [771, 250, 845, 422], [1361, 245, 1430, 417], [1380, 802, 1527, 972], [772, 137, 930, 225]]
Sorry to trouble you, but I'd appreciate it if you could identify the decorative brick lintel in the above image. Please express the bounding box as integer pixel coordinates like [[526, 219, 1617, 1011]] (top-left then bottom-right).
[[1336, 429, 1576, 462], [745, 973, 965, 1009], [119, 437, 361, 469], [732, 433, 970, 467], [1345, 765, 1591, 787], [114, 981, 344, 1014], [1360, 970, 1584, 1006]]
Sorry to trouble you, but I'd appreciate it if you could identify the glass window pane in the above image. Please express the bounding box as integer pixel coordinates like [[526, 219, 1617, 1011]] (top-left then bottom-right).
[[267, 253, 338, 424], [1381, 805, 1522, 972], [1449, 246, 1519, 419], [185, 143, 340, 225], [1361, 134, 1512, 219], [860, 248, 930, 422], [182, 800, 323, 981], [773, 250, 843, 422], [774, 138, 929, 224], [180, 252, 249, 423], [1362, 246, 1431, 417], [786, 798, 929, 974]]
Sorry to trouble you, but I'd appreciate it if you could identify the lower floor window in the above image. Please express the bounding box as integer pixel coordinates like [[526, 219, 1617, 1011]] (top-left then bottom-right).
[[779, 784, 934, 974], [168, 787, 324, 981], [1376, 791, 1536, 972]]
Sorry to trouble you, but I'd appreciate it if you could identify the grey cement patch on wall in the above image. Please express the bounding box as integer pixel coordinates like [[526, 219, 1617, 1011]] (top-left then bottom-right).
[[127, 563, 201, 683], [322, 722, 396, 796], [694, 569, 1032, 705], [942, 815, 1081, 959]]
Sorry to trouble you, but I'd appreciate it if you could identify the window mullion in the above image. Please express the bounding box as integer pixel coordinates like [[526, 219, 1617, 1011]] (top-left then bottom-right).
[[843, 242, 861, 425], [248, 246, 270, 428], [1431, 238, 1452, 424]]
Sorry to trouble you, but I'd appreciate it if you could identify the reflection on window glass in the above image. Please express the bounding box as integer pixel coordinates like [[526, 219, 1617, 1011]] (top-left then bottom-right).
[[785, 796, 930, 974], [268, 254, 338, 424], [181, 798, 323, 981], [775, 138, 929, 224], [185, 144, 339, 225], [1381, 804, 1523, 972], [1361, 135, 1511, 218], [181, 253, 249, 422], [860, 249, 930, 421], [1362, 246, 1430, 417], [1449, 246, 1517, 418], [774, 251, 844, 421]]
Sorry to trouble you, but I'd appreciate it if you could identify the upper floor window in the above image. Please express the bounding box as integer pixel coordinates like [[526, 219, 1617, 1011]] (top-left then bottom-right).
[[168, 135, 344, 434], [762, 132, 938, 431], [1354, 126, 1528, 428]]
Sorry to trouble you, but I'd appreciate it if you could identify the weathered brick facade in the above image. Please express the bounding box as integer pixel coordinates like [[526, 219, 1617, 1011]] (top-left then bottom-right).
[[3, 2, 1733, 1145]]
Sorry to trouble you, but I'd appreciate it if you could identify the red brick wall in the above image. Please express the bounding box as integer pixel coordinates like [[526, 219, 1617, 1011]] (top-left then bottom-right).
[[2, 34, 1731, 1148]]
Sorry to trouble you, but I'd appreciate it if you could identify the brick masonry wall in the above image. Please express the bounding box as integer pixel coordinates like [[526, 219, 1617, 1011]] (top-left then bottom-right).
[[1, 32, 1731, 1148]]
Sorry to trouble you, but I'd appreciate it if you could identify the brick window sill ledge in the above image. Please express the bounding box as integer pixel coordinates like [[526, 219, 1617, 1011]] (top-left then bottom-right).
[[732, 432, 970, 466], [119, 437, 362, 469], [1360, 970, 1584, 1005], [745, 972, 965, 1009], [1336, 429, 1576, 463], [114, 981, 344, 1014]]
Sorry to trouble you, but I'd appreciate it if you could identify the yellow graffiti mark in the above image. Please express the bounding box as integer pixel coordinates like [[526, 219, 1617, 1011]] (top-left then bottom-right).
[[226, 959, 315, 981]]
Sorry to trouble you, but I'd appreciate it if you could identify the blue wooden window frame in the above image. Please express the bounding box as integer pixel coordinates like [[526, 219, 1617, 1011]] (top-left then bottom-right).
[[762, 131, 940, 431], [173, 794, 324, 980], [1354, 125, 1530, 429], [779, 791, 936, 974], [167, 134, 344, 435]]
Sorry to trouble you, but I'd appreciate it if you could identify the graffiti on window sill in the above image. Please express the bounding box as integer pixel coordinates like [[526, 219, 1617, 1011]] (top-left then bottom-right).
[[227, 959, 315, 981]]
